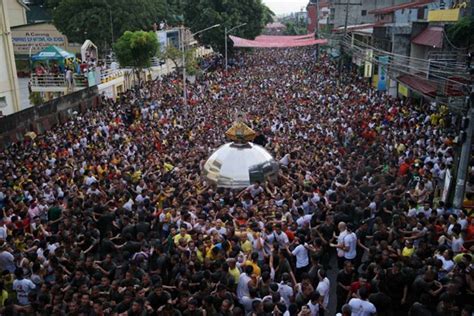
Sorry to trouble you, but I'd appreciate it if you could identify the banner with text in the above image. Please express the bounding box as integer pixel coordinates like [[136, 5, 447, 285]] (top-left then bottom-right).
[[377, 56, 388, 91]]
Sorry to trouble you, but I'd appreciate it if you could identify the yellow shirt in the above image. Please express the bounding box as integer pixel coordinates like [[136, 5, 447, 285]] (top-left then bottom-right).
[[244, 260, 261, 277], [240, 240, 253, 254], [402, 246, 415, 257], [196, 249, 204, 263], [229, 267, 240, 284], [131, 170, 142, 183], [173, 233, 191, 245], [0, 289, 7, 307], [454, 253, 472, 264]]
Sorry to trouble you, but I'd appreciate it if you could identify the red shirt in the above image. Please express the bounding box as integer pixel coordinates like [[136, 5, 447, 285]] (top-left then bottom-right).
[[398, 162, 410, 176], [466, 224, 474, 241], [285, 229, 295, 242], [350, 281, 372, 295]]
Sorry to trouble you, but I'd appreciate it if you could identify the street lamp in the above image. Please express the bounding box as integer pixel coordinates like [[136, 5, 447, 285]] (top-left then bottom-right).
[[181, 23, 220, 107], [225, 23, 246, 71]]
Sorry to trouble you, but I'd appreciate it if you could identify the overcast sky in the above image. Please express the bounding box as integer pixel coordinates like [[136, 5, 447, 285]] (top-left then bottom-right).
[[262, 0, 309, 15]]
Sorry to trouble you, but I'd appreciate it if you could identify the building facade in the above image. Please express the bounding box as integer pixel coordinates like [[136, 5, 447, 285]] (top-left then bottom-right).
[[328, 0, 409, 29], [307, 0, 330, 33], [0, 0, 22, 115], [5, 0, 28, 27]]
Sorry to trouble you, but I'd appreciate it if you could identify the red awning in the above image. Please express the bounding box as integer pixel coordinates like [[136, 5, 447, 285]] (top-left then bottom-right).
[[397, 74, 438, 96], [411, 27, 444, 48], [369, 0, 434, 15], [230, 35, 327, 48]]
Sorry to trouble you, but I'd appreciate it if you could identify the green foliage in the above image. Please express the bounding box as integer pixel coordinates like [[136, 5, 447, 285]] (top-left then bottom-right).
[[161, 45, 199, 75], [183, 0, 272, 53], [262, 6, 275, 25], [283, 21, 307, 35], [51, 0, 166, 52], [447, 17, 474, 48], [29, 92, 44, 107], [113, 31, 159, 70]]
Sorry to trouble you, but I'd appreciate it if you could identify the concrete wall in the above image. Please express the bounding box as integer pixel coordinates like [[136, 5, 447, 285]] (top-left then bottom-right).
[[0, 0, 21, 116], [0, 86, 100, 147], [394, 7, 421, 24], [5, 0, 27, 27], [329, 0, 408, 28]]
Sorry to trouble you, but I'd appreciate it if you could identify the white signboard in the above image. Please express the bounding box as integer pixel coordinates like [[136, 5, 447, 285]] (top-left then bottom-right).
[[12, 30, 67, 55]]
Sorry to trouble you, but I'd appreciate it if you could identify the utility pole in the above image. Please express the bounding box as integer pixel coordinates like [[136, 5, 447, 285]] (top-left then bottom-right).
[[181, 25, 187, 107], [343, 1, 349, 33], [315, 0, 320, 61], [225, 23, 246, 71], [332, 1, 362, 74], [453, 91, 474, 209], [225, 26, 228, 71]]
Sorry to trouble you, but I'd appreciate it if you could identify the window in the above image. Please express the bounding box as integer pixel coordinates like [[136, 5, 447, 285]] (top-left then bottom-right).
[[0, 97, 7, 109], [361, 10, 367, 16]]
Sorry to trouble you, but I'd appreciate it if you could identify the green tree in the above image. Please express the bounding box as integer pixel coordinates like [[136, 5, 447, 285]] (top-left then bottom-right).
[[447, 17, 474, 48], [183, 0, 272, 53], [29, 92, 44, 106], [162, 45, 199, 75], [113, 31, 159, 83], [50, 0, 166, 52], [283, 21, 307, 35], [262, 5, 275, 25]]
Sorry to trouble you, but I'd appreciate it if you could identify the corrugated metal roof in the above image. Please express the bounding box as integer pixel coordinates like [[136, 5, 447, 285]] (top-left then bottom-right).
[[369, 0, 434, 15], [397, 74, 438, 97], [411, 26, 444, 48]]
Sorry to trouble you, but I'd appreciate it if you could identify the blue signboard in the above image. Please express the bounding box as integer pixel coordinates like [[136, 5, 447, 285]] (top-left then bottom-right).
[[377, 56, 388, 91]]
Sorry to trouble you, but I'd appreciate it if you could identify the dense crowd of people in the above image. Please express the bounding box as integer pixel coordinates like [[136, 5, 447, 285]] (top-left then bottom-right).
[[1, 46, 474, 316]]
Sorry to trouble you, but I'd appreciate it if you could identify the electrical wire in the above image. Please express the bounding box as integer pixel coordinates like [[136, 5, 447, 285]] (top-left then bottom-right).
[[338, 37, 470, 91]]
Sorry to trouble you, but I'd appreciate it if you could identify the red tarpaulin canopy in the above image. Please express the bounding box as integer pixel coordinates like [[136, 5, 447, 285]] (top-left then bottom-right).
[[230, 34, 328, 48]]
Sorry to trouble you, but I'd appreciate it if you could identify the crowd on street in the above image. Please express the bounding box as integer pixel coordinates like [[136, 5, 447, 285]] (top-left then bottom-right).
[[1, 46, 474, 316]]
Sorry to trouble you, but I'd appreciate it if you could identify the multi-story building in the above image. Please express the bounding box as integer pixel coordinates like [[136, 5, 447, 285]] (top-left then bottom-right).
[[328, 0, 409, 29], [307, 0, 330, 33], [5, 0, 28, 27], [0, 0, 22, 115], [329, 0, 471, 101]]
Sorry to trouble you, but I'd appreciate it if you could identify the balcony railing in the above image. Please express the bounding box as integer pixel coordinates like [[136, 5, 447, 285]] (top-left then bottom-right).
[[99, 69, 123, 84], [30, 74, 88, 90]]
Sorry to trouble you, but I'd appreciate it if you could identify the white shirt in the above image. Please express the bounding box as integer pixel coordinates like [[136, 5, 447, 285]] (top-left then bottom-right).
[[247, 185, 263, 198], [348, 298, 376, 316], [0, 225, 7, 240], [237, 273, 251, 302], [296, 214, 313, 228], [123, 199, 134, 211], [307, 301, 320, 316], [13, 278, 36, 305], [343, 232, 357, 260], [241, 296, 260, 314], [435, 254, 454, 272], [458, 218, 468, 230], [269, 231, 289, 248], [451, 236, 464, 253], [292, 244, 309, 268], [337, 230, 349, 257], [316, 277, 330, 309], [278, 282, 294, 307]]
